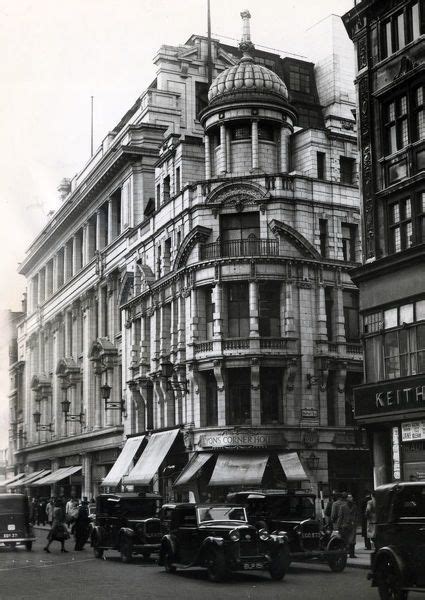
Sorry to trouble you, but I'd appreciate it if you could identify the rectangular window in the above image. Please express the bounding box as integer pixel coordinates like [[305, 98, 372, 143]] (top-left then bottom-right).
[[227, 368, 251, 425], [156, 183, 161, 208], [341, 223, 357, 262], [175, 166, 181, 194], [414, 85, 425, 142], [384, 307, 398, 329], [227, 282, 249, 338], [205, 287, 215, 339], [260, 367, 282, 424], [325, 287, 333, 341], [195, 81, 209, 119], [384, 96, 408, 155], [384, 330, 400, 379], [163, 175, 170, 203], [319, 219, 328, 257], [289, 63, 311, 93], [340, 156, 356, 185], [364, 311, 383, 334], [389, 198, 412, 252], [259, 282, 281, 337], [343, 290, 360, 342], [204, 370, 217, 427], [365, 336, 384, 382], [317, 152, 326, 180]]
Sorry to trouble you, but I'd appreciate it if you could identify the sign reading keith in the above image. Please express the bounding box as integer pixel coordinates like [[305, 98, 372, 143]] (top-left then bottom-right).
[[354, 375, 425, 420], [199, 429, 286, 449]]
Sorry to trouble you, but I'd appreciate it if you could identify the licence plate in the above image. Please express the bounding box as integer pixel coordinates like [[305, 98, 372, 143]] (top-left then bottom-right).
[[243, 562, 263, 570], [2, 533, 18, 539]]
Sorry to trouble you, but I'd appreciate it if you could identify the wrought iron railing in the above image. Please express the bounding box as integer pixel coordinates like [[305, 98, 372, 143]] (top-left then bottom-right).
[[200, 238, 279, 260]]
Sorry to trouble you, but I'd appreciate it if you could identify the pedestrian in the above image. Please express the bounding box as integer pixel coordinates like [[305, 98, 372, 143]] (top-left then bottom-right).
[[336, 493, 358, 558], [365, 491, 377, 549], [46, 497, 55, 526], [360, 490, 372, 550], [44, 500, 70, 553], [330, 491, 345, 527], [37, 498, 47, 526], [74, 498, 90, 551], [65, 497, 79, 526], [324, 490, 338, 527]]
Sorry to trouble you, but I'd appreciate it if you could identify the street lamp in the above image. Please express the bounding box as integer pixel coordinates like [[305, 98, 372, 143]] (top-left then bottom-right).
[[60, 385, 84, 424], [101, 382, 126, 415], [33, 410, 53, 432], [306, 452, 320, 471]]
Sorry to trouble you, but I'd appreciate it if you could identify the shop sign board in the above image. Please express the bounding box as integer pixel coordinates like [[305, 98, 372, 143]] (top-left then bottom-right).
[[392, 427, 401, 480], [402, 421, 425, 442], [354, 375, 425, 420], [302, 407, 318, 419], [199, 429, 286, 449]]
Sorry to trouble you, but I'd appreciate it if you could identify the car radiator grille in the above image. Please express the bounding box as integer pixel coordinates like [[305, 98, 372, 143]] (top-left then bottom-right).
[[145, 520, 161, 537]]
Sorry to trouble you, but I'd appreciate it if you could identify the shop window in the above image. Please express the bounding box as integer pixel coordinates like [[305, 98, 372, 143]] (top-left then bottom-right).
[[388, 198, 412, 252], [317, 152, 326, 180], [343, 290, 360, 342], [227, 282, 249, 338], [259, 282, 281, 337], [319, 219, 328, 257], [227, 368, 251, 425], [260, 367, 282, 424], [340, 157, 356, 185], [325, 287, 334, 341], [204, 370, 217, 427], [341, 223, 357, 262]]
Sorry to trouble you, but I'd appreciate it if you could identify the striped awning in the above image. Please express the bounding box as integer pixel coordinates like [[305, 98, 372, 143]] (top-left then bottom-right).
[[101, 436, 145, 487], [173, 453, 214, 488], [124, 429, 180, 486], [32, 466, 82, 487], [7, 469, 51, 489], [2, 473, 26, 487], [208, 453, 269, 487], [278, 452, 309, 481]]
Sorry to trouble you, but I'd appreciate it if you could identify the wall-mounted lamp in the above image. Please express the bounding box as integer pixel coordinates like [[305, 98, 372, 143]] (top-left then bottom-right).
[[60, 383, 84, 424], [306, 452, 320, 471], [101, 382, 126, 416], [33, 410, 53, 432]]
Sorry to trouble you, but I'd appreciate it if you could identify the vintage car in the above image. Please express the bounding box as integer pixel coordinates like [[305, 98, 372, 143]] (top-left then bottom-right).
[[226, 489, 347, 572], [368, 482, 425, 599], [91, 493, 162, 562], [0, 493, 35, 551], [158, 502, 290, 582]]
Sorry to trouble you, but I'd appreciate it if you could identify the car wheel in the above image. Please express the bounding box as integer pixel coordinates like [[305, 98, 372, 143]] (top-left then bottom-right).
[[25, 541, 33, 552], [163, 547, 176, 574], [376, 559, 408, 600], [93, 546, 104, 559], [206, 550, 228, 583], [327, 540, 347, 573], [120, 540, 133, 564], [269, 549, 289, 581]]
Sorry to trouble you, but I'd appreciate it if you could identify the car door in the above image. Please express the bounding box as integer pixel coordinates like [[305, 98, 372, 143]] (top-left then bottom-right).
[[176, 507, 200, 564], [393, 486, 425, 585]]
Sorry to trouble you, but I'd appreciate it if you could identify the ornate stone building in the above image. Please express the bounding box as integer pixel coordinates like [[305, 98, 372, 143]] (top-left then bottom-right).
[[343, 0, 425, 486], [9, 12, 370, 500]]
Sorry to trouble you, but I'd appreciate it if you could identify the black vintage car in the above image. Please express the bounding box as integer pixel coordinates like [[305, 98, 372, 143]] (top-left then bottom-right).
[[158, 503, 290, 582], [369, 482, 425, 599], [91, 493, 162, 562], [226, 490, 347, 572], [0, 493, 35, 551]]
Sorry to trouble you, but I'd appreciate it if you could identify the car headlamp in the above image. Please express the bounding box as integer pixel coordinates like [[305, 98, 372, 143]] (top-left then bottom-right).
[[259, 528, 270, 541], [229, 529, 240, 542]]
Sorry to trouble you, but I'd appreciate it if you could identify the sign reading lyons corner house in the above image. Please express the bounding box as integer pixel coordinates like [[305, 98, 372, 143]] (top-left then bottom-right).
[[199, 429, 286, 449], [354, 375, 425, 421]]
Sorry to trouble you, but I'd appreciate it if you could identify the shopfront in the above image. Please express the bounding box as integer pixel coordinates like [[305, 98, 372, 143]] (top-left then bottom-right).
[[354, 375, 425, 486]]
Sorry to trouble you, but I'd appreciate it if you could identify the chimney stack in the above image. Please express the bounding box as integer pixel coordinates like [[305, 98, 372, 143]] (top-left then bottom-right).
[[57, 178, 71, 202]]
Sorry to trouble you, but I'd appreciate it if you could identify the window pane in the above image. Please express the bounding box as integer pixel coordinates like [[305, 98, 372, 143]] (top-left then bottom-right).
[[386, 21, 392, 55], [384, 330, 399, 355], [418, 351, 425, 373], [416, 300, 425, 321], [406, 221, 413, 247], [392, 203, 400, 223], [385, 356, 400, 379], [399, 328, 409, 353], [384, 308, 398, 328], [412, 3, 420, 39], [417, 324, 425, 349], [400, 96, 407, 115], [405, 198, 411, 218], [400, 304, 414, 324], [397, 14, 405, 48], [389, 125, 397, 154], [399, 119, 408, 148], [392, 226, 401, 252]]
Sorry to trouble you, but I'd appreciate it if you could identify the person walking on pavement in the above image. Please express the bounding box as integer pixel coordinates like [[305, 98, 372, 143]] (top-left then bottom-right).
[[46, 497, 55, 526], [330, 491, 345, 527], [360, 490, 372, 550], [44, 500, 70, 553], [365, 491, 377, 549], [74, 498, 90, 551], [336, 493, 358, 558], [324, 491, 338, 527]]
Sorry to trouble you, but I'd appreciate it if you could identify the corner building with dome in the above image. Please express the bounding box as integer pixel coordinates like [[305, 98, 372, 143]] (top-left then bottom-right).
[[9, 11, 372, 502]]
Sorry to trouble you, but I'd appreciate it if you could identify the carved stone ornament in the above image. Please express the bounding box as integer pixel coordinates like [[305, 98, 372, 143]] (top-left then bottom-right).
[[302, 428, 319, 449]]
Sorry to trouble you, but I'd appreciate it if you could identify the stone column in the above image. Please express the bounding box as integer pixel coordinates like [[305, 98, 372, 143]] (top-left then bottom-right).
[[107, 199, 114, 245], [280, 126, 290, 173], [250, 359, 261, 426], [219, 124, 226, 174], [334, 283, 346, 344], [190, 287, 198, 345], [204, 135, 211, 179], [317, 283, 328, 341], [214, 360, 226, 426], [72, 234, 80, 275], [251, 120, 259, 171], [53, 254, 59, 292], [284, 281, 295, 335], [96, 209, 106, 251], [82, 454, 92, 500], [249, 281, 259, 337], [64, 242, 72, 282]]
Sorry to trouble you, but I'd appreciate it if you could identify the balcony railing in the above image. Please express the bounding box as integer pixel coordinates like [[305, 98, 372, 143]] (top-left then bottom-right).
[[194, 341, 214, 353], [200, 238, 279, 260], [260, 338, 288, 350], [223, 338, 250, 350]]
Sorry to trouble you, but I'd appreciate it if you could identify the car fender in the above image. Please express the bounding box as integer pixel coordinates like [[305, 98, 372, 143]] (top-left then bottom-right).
[[160, 534, 177, 558], [201, 536, 225, 550], [119, 527, 134, 541], [91, 525, 102, 545], [373, 546, 406, 579], [326, 532, 345, 551]]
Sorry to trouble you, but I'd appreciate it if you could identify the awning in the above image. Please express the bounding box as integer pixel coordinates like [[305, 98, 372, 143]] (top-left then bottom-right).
[[101, 435, 145, 487], [173, 452, 214, 488], [278, 452, 309, 481], [124, 429, 180, 486], [2, 473, 26, 487], [8, 469, 51, 489], [208, 453, 269, 487], [32, 466, 82, 487]]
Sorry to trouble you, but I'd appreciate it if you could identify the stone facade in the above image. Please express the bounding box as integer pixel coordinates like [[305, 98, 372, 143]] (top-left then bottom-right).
[[9, 14, 370, 500]]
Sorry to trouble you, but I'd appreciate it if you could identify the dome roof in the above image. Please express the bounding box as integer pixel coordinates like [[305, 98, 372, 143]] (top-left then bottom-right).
[[208, 56, 288, 105]]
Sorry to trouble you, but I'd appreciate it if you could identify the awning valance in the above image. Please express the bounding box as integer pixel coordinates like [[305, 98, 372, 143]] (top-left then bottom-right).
[[208, 453, 269, 487], [173, 452, 214, 488], [278, 452, 309, 481], [32, 466, 82, 487], [124, 429, 180, 486], [8, 469, 51, 489], [101, 436, 145, 487], [2, 473, 26, 487]]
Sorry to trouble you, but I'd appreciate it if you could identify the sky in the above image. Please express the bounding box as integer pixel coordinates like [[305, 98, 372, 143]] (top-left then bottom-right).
[[0, 0, 355, 450]]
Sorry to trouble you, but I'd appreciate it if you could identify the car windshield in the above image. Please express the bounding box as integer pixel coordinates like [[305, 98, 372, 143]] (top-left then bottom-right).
[[104, 498, 157, 519], [197, 506, 247, 523], [0, 496, 27, 515], [244, 496, 314, 521]]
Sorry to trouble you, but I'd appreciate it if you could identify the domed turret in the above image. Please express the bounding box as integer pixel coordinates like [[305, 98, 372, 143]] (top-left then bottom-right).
[[200, 10, 296, 179]]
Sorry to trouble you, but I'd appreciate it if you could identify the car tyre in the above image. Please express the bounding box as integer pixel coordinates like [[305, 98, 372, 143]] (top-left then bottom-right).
[[376, 558, 408, 600], [25, 541, 33, 551], [206, 550, 228, 583], [163, 547, 176, 574], [327, 540, 347, 573], [269, 549, 289, 581], [120, 539, 133, 564]]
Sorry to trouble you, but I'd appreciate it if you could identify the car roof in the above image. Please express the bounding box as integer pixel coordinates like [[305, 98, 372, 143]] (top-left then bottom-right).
[[161, 503, 244, 510], [375, 482, 425, 494], [227, 489, 315, 499], [98, 493, 161, 500]]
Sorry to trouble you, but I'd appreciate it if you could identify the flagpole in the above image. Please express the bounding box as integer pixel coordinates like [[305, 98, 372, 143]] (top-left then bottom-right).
[[90, 96, 94, 157], [207, 0, 212, 85]]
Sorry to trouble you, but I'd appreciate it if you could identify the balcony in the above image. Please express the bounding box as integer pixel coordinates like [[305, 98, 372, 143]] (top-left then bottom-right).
[[314, 340, 363, 360], [200, 238, 279, 260], [193, 336, 297, 358]]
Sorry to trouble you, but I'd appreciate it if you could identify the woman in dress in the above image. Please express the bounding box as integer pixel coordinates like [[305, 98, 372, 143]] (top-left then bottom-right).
[[44, 499, 70, 553]]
